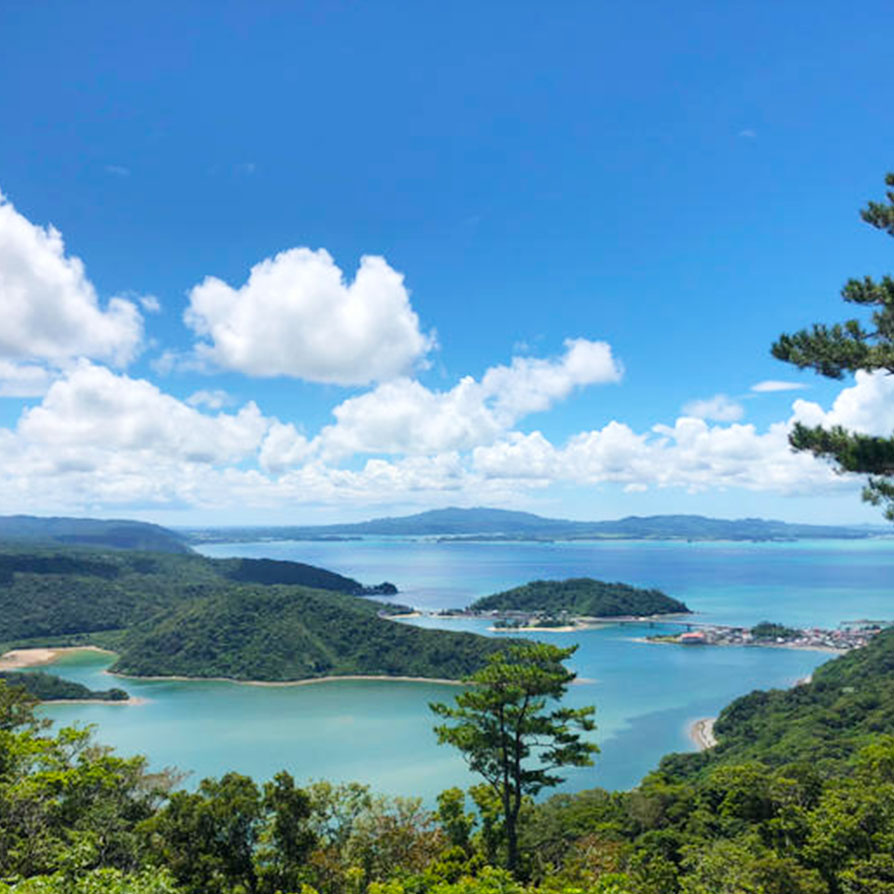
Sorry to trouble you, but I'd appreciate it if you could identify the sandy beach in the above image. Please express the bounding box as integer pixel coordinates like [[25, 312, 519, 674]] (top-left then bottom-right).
[[0, 647, 145, 705], [690, 717, 717, 750], [0, 645, 114, 670], [1, 646, 462, 693], [108, 671, 464, 687], [46, 696, 147, 706]]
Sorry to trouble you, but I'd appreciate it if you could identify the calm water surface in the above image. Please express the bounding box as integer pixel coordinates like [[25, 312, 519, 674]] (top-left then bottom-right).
[[39, 537, 894, 800]]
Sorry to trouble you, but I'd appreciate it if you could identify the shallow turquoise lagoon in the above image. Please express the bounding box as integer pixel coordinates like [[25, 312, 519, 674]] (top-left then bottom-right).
[[38, 537, 894, 801]]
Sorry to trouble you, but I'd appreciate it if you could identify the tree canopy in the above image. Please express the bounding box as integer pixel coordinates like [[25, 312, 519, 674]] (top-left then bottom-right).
[[772, 172, 894, 518], [430, 643, 597, 873]]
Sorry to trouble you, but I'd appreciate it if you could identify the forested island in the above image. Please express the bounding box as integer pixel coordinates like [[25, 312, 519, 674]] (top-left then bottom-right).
[[0, 545, 501, 682], [469, 577, 689, 617]]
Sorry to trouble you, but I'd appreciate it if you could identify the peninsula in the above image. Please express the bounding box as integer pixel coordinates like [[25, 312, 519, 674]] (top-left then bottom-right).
[[0, 544, 504, 683], [0, 669, 131, 703]]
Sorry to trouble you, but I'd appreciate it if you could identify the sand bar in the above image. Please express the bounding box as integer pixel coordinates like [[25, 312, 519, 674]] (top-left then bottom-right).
[[2, 646, 461, 691], [690, 717, 717, 750], [45, 696, 147, 706], [0, 646, 114, 670]]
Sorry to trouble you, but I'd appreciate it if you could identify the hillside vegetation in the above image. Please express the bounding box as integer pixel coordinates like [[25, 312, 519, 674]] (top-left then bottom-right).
[[657, 625, 894, 780], [114, 584, 504, 681], [0, 670, 129, 702], [5, 632, 894, 894], [0, 545, 501, 682], [0, 514, 191, 553], [470, 577, 689, 617]]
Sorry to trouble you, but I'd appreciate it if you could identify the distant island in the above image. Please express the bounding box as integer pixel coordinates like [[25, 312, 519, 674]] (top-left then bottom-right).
[[183, 506, 878, 544], [469, 577, 690, 620], [0, 545, 503, 683]]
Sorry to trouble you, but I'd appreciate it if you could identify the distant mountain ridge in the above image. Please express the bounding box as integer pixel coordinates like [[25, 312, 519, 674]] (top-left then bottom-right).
[[0, 515, 191, 554], [185, 506, 876, 543]]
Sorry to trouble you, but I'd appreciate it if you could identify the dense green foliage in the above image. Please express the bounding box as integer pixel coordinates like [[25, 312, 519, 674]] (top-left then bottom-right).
[[431, 644, 597, 873], [0, 545, 503, 682], [6, 631, 894, 894], [652, 627, 894, 780], [113, 585, 506, 681], [0, 515, 191, 554], [772, 173, 894, 519], [0, 548, 396, 644], [219, 557, 396, 595], [186, 508, 872, 543], [470, 578, 688, 617], [0, 671, 128, 702]]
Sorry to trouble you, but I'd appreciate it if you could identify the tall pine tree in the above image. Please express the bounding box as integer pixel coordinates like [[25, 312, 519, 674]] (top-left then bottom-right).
[[772, 173, 894, 518]]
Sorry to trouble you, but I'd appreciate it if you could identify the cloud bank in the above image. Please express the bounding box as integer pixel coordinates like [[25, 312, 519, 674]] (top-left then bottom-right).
[[0, 186, 878, 518]]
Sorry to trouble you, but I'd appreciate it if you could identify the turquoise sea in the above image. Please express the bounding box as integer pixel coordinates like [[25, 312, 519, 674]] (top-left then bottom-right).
[[38, 537, 894, 801]]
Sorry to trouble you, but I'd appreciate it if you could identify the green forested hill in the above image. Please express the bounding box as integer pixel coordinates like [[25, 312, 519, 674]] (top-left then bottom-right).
[[0, 545, 501, 682], [0, 515, 192, 553], [657, 626, 894, 781], [113, 585, 504, 681], [470, 577, 689, 616], [0, 547, 397, 642]]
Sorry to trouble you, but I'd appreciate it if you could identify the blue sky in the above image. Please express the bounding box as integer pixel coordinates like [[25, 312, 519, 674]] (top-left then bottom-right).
[[0, 1, 892, 525]]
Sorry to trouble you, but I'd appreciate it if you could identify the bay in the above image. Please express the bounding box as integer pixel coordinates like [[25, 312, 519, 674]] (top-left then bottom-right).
[[37, 537, 894, 801]]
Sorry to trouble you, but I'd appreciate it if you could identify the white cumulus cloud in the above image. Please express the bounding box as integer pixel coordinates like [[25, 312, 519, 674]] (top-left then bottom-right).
[[792, 370, 894, 437], [472, 416, 838, 496], [0, 190, 143, 368], [187, 389, 232, 410], [184, 248, 435, 384], [0, 360, 54, 397], [19, 362, 269, 467], [311, 339, 623, 460], [682, 393, 745, 422]]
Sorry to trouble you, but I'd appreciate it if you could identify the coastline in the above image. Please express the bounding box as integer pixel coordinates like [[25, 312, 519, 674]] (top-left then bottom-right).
[[108, 671, 465, 687], [690, 717, 717, 750], [44, 696, 147, 706], [0, 647, 146, 706], [1, 646, 464, 688], [631, 636, 845, 655]]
